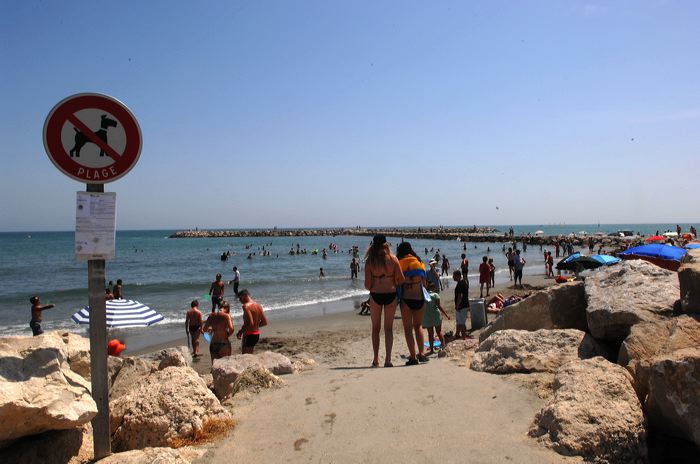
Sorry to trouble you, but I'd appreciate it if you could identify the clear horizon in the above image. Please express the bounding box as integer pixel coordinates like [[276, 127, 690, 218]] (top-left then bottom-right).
[[2, 1, 699, 231]]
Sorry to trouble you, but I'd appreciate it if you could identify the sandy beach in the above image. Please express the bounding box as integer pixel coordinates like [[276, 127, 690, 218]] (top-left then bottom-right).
[[133, 275, 566, 463]]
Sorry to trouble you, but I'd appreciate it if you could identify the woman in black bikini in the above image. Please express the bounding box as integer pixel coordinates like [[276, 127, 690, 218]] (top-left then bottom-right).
[[364, 234, 404, 367], [397, 242, 429, 365]]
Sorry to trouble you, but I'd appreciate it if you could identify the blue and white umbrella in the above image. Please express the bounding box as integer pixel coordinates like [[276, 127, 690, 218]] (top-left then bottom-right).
[[71, 299, 164, 328]]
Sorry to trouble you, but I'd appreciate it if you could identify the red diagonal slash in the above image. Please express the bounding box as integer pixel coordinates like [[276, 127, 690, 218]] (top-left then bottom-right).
[[66, 113, 121, 161]]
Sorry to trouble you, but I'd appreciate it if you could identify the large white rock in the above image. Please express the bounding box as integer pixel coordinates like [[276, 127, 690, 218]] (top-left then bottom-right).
[[0, 332, 97, 444], [109, 357, 154, 400], [149, 346, 192, 370], [479, 282, 588, 343], [644, 348, 700, 446], [530, 357, 647, 463], [585, 260, 678, 342], [471, 329, 602, 374], [110, 366, 232, 451], [95, 446, 204, 464], [618, 316, 700, 401], [212, 351, 293, 400], [60, 332, 91, 380]]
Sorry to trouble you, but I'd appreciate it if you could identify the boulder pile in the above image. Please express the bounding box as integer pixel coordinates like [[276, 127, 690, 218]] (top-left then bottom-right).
[[473, 258, 700, 462]]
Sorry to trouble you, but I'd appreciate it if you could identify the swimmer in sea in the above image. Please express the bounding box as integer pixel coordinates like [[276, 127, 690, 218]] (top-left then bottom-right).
[[203, 303, 234, 360], [236, 289, 268, 354], [29, 295, 55, 336], [185, 300, 203, 357]]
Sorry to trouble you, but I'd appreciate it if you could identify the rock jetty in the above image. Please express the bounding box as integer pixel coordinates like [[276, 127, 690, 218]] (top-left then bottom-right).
[[170, 227, 634, 248]]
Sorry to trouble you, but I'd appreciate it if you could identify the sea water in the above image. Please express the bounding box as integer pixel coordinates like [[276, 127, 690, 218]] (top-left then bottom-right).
[[0, 223, 693, 340]]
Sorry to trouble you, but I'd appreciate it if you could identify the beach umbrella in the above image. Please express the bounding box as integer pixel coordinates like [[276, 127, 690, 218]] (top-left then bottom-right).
[[534, 230, 544, 236], [685, 243, 700, 250], [590, 254, 621, 265], [619, 244, 688, 271], [663, 232, 679, 237], [71, 299, 164, 328], [556, 253, 604, 272], [645, 235, 666, 243]]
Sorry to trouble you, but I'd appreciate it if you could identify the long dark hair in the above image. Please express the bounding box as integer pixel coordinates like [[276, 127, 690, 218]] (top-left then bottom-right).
[[396, 242, 420, 261], [365, 239, 392, 268]]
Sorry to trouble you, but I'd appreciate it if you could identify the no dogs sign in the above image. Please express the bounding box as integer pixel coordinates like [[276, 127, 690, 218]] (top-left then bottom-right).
[[43, 93, 142, 183]]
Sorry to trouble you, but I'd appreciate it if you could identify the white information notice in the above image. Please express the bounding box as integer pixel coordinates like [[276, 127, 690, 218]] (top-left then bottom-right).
[[75, 192, 117, 261]]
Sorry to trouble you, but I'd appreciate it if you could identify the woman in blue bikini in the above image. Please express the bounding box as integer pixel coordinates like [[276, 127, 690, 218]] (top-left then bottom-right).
[[364, 234, 404, 367]]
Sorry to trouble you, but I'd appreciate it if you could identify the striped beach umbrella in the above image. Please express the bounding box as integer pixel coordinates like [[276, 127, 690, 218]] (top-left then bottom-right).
[[71, 299, 164, 328]]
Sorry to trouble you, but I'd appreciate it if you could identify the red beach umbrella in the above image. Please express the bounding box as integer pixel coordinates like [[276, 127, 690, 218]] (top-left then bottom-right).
[[645, 235, 666, 243]]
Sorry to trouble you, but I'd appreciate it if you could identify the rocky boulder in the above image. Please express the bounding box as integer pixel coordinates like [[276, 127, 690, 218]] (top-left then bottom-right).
[[530, 357, 647, 463], [212, 351, 293, 400], [151, 346, 191, 370], [230, 366, 284, 397], [644, 348, 700, 446], [60, 332, 91, 380], [0, 332, 97, 445], [110, 366, 233, 451], [618, 316, 700, 401], [109, 357, 154, 400], [96, 446, 205, 464], [585, 260, 678, 342], [471, 329, 602, 374], [678, 259, 700, 314], [479, 282, 587, 343]]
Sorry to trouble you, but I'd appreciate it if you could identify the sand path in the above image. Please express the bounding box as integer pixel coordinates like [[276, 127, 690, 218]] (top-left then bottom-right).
[[198, 340, 579, 464]]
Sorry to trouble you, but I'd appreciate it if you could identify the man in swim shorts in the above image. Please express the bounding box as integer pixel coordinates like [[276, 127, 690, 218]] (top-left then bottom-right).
[[236, 289, 268, 354], [209, 273, 225, 311], [185, 300, 203, 357], [29, 295, 55, 336], [203, 303, 234, 359], [453, 271, 470, 339]]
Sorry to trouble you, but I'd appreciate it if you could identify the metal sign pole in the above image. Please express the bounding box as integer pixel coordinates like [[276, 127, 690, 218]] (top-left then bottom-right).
[[86, 182, 110, 459]]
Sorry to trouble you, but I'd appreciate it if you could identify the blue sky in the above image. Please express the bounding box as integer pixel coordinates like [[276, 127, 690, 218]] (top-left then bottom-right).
[[1, 0, 699, 231]]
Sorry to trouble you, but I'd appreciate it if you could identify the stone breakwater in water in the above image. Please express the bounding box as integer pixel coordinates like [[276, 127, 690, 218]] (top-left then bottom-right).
[[169, 227, 633, 247]]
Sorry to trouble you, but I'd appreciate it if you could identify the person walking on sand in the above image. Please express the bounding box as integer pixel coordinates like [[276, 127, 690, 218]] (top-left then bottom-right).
[[29, 295, 55, 336], [230, 266, 241, 296], [479, 256, 491, 298], [453, 270, 470, 339], [397, 242, 429, 366], [185, 300, 203, 358], [350, 258, 359, 279], [423, 281, 450, 354], [203, 303, 234, 359], [546, 251, 554, 278], [236, 289, 268, 354], [364, 234, 404, 368], [513, 249, 526, 287], [209, 273, 225, 311]]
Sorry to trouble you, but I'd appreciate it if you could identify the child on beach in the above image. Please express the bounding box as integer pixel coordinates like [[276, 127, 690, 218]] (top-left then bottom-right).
[[422, 282, 450, 353], [29, 295, 55, 336], [113, 279, 123, 299], [488, 258, 495, 288], [185, 300, 203, 358]]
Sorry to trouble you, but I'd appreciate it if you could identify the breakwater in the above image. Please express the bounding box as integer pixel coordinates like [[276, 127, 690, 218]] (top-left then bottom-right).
[[169, 227, 636, 247]]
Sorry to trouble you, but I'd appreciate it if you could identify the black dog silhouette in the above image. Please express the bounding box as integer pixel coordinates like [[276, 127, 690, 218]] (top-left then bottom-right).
[[69, 115, 118, 157]]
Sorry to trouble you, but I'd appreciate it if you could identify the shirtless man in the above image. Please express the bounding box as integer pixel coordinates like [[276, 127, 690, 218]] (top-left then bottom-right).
[[209, 273, 225, 311], [29, 296, 55, 336], [185, 300, 204, 357], [236, 289, 267, 354], [113, 279, 123, 299], [203, 303, 234, 359]]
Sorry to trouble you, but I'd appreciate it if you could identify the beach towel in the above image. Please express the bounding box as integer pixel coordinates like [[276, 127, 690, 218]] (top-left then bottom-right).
[[399, 255, 426, 278]]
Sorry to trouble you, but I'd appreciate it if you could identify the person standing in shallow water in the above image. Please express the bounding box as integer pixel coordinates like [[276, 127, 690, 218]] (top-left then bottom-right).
[[209, 273, 225, 311], [364, 234, 404, 368], [397, 242, 429, 366], [29, 296, 54, 336]]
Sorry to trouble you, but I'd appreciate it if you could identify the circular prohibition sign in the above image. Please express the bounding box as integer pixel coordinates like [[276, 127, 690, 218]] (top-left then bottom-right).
[[43, 93, 142, 183]]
